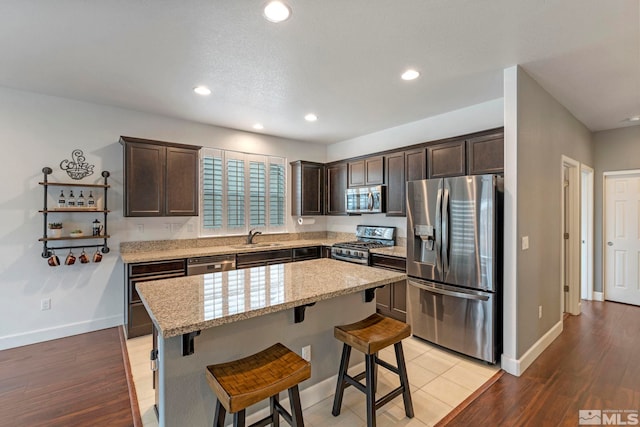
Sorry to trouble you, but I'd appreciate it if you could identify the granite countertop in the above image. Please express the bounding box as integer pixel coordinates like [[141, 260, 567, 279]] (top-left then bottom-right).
[[370, 246, 407, 258], [121, 238, 342, 264], [137, 258, 407, 338]]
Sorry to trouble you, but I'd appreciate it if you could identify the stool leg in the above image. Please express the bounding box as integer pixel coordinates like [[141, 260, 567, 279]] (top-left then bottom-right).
[[270, 393, 280, 427], [288, 384, 304, 427], [214, 399, 226, 427], [233, 409, 246, 427], [365, 353, 376, 427], [394, 342, 414, 418], [332, 344, 351, 416]]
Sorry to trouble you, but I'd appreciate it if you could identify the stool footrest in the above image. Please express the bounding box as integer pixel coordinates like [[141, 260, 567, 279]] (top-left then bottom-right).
[[343, 372, 368, 394], [375, 357, 399, 375], [375, 386, 405, 410]]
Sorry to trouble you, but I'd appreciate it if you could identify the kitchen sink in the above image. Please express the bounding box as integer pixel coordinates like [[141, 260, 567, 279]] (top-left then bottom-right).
[[231, 242, 283, 249]]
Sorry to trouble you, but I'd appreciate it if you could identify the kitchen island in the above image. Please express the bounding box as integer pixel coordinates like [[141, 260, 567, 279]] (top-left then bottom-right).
[[137, 258, 406, 427]]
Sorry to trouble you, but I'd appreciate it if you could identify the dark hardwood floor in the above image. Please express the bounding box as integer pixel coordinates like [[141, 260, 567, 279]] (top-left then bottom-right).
[[443, 300, 640, 426], [0, 327, 137, 427]]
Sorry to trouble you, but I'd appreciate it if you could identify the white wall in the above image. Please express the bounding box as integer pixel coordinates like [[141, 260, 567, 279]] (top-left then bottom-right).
[[0, 86, 326, 350], [325, 98, 505, 238]]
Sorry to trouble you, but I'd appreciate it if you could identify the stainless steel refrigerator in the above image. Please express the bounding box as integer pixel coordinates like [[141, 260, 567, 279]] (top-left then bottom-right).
[[406, 174, 502, 363]]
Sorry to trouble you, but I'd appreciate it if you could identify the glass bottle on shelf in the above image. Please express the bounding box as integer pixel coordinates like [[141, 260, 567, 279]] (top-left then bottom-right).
[[77, 191, 86, 207], [67, 190, 76, 207], [87, 191, 95, 208], [57, 190, 66, 208]]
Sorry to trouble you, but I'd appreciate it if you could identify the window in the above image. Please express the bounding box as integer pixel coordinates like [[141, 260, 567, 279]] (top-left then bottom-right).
[[201, 148, 286, 236]]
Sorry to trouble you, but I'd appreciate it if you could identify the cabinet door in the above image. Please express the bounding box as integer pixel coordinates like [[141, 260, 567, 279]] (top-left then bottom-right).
[[290, 161, 324, 216], [165, 146, 199, 216], [124, 142, 165, 217], [365, 156, 384, 185], [391, 280, 407, 321], [427, 139, 466, 178], [385, 152, 406, 216], [376, 284, 392, 315], [466, 132, 504, 175], [326, 162, 347, 215], [405, 148, 426, 181], [348, 160, 365, 187]]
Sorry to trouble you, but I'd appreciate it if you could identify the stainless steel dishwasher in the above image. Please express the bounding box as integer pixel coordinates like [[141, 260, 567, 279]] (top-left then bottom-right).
[[187, 254, 236, 275]]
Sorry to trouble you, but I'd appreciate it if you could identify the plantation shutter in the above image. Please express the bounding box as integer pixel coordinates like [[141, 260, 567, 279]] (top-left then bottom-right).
[[249, 159, 266, 227], [269, 159, 285, 227], [226, 154, 245, 230], [202, 150, 223, 229]]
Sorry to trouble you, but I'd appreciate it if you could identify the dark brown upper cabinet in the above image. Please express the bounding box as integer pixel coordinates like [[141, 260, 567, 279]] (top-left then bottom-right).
[[385, 152, 405, 217], [426, 139, 466, 178], [385, 148, 427, 217], [121, 136, 201, 217], [325, 162, 348, 215], [466, 131, 504, 175], [348, 155, 384, 187], [405, 148, 427, 182], [290, 161, 324, 216]]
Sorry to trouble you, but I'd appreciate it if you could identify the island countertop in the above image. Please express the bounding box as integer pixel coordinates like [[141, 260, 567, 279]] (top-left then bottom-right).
[[137, 258, 407, 338]]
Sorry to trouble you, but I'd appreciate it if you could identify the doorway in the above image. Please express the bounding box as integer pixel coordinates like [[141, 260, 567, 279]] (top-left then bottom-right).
[[604, 171, 640, 306], [580, 166, 594, 301], [561, 156, 580, 316]]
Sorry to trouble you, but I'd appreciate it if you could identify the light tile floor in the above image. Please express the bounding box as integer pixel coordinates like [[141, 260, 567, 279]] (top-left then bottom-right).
[[126, 336, 500, 427]]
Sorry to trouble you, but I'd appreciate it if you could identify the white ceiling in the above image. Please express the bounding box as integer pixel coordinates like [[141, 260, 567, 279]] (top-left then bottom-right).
[[0, 0, 638, 144]]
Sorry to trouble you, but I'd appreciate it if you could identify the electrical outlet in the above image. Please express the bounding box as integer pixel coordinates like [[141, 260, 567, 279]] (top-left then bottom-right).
[[302, 345, 311, 361], [522, 236, 529, 250], [41, 298, 51, 311], [164, 223, 171, 232], [136, 224, 144, 233], [538, 305, 542, 319]]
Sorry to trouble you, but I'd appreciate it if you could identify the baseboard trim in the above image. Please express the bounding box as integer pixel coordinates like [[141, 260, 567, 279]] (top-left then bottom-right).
[[0, 315, 121, 350], [500, 320, 563, 377], [593, 291, 604, 302]]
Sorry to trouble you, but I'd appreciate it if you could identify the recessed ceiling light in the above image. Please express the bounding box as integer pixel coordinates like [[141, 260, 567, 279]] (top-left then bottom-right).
[[253, 123, 264, 130], [304, 113, 318, 122], [401, 69, 420, 81], [627, 116, 640, 122], [264, 1, 291, 23], [193, 86, 211, 96]]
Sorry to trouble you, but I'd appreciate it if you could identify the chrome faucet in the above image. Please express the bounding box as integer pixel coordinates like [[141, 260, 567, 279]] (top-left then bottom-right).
[[246, 228, 262, 244]]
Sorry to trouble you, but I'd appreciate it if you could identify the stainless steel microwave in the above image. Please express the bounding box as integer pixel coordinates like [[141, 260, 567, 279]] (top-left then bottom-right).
[[345, 185, 385, 214]]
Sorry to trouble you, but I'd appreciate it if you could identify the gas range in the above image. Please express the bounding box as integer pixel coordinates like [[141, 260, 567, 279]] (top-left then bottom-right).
[[331, 225, 395, 265]]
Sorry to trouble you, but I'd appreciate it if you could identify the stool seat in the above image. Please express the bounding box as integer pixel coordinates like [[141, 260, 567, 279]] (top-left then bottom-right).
[[334, 313, 411, 354], [206, 343, 311, 414]]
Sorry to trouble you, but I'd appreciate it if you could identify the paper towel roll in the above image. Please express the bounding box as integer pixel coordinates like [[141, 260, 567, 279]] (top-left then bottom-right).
[[297, 217, 316, 225]]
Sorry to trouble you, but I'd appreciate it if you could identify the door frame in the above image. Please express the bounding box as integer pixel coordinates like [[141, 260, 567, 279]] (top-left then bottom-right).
[[561, 156, 581, 316], [580, 165, 594, 301], [602, 169, 640, 301]]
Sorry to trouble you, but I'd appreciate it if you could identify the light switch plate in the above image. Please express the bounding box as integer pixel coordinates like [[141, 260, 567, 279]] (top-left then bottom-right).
[[522, 236, 529, 250]]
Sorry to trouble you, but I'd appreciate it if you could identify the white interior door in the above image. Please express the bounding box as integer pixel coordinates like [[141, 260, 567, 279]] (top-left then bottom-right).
[[604, 173, 640, 306]]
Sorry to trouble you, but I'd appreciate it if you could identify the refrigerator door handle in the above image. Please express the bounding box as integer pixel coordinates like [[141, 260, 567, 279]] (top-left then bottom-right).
[[435, 187, 443, 271], [408, 279, 490, 301], [442, 187, 450, 273]]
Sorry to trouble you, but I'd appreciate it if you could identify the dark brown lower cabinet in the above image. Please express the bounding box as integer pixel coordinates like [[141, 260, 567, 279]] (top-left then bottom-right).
[[126, 259, 186, 338], [370, 254, 407, 322]]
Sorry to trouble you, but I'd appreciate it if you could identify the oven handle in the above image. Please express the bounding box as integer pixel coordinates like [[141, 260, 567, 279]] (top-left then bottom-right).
[[331, 253, 369, 265], [408, 279, 489, 301]]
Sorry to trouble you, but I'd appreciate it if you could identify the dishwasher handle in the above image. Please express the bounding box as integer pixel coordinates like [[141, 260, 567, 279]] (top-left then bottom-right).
[[187, 256, 236, 275], [408, 279, 489, 301]]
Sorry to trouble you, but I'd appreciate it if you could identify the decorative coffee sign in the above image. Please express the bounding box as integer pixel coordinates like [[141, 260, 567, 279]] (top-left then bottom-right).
[[59, 149, 95, 180]]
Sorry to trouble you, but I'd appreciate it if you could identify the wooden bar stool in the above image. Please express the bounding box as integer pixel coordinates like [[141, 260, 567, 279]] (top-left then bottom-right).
[[206, 343, 311, 427], [332, 313, 414, 427]]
